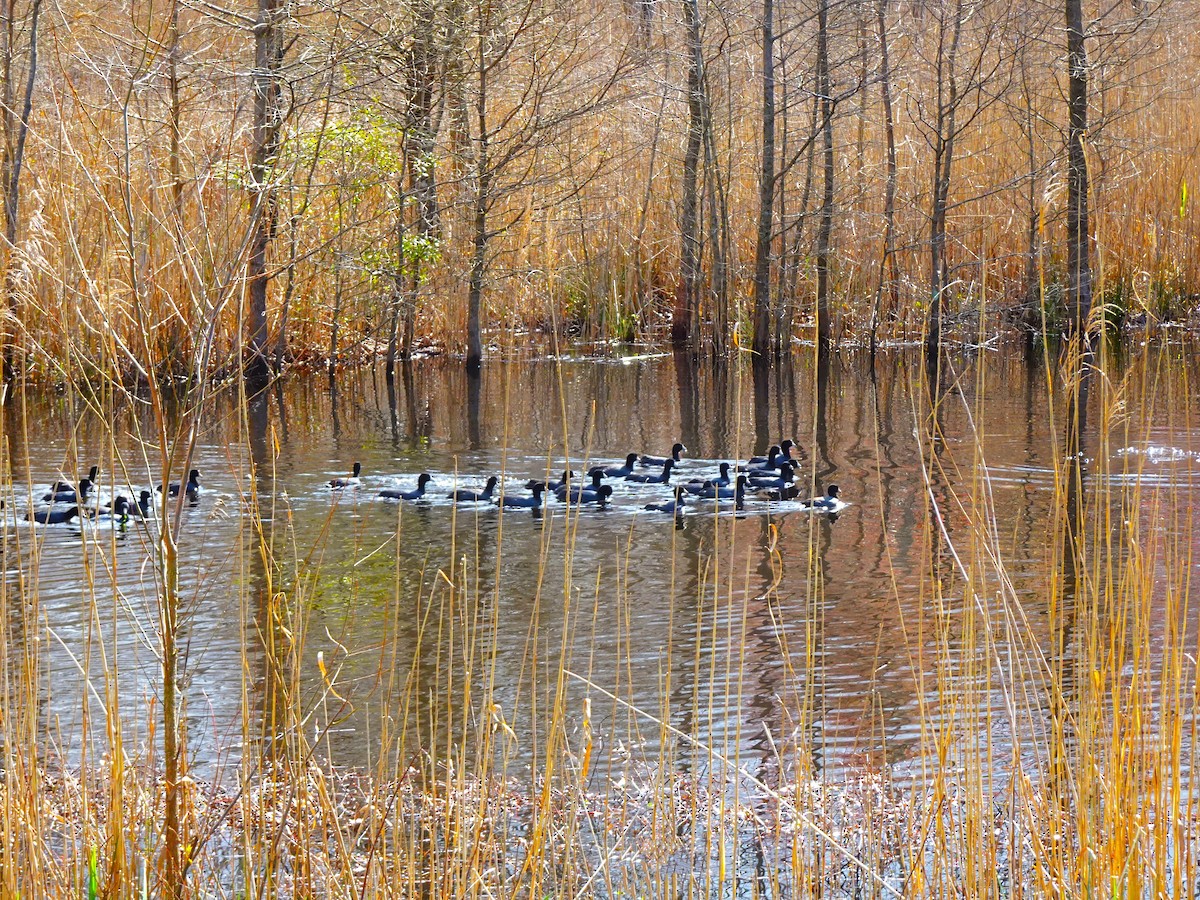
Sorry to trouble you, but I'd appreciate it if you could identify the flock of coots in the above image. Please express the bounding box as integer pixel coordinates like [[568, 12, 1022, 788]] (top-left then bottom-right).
[[18, 467, 200, 527], [331, 439, 845, 517]]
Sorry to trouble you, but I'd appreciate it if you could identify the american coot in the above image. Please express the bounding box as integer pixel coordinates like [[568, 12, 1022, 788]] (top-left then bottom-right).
[[44, 478, 92, 503], [639, 443, 686, 467], [748, 439, 799, 466], [112, 492, 151, 520], [132, 489, 153, 517], [499, 481, 546, 508], [28, 505, 83, 525], [603, 453, 639, 478], [747, 462, 795, 489], [50, 465, 99, 495], [545, 470, 575, 492], [329, 462, 362, 489], [89, 496, 133, 527], [558, 483, 613, 505], [746, 446, 782, 472], [450, 475, 498, 502], [691, 474, 747, 502], [379, 473, 432, 501], [801, 484, 843, 510], [555, 468, 605, 499], [756, 483, 801, 501], [626, 458, 675, 484], [644, 486, 686, 514], [684, 462, 732, 493], [161, 469, 201, 498]]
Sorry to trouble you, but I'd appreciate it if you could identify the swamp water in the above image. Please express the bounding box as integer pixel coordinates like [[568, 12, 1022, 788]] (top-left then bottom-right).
[[4, 348, 1198, 792]]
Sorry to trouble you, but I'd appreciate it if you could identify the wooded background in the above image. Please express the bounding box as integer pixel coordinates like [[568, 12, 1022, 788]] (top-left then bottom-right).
[[0, 0, 1191, 376]]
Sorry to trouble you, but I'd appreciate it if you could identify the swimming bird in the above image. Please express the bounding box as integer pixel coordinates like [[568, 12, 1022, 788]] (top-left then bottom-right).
[[499, 481, 546, 508], [132, 489, 153, 517], [756, 483, 801, 501], [88, 496, 133, 528], [644, 486, 686, 515], [626, 458, 675, 484], [558, 483, 614, 505], [684, 462, 732, 494], [555, 467, 605, 499], [28, 505, 83, 525], [379, 473, 432, 500], [110, 492, 151, 520], [450, 475, 498, 502], [747, 446, 784, 472], [545, 470, 575, 492], [748, 440, 798, 467], [603, 453, 640, 478], [44, 478, 92, 503], [691, 474, 748, 502], [160, 469, 201, 499], [800, 484, 842, 510], [49, 465, 99, 495], [329, 462, 362, 489], [747, 462, 795, 490], [639, 443, 686, 467]]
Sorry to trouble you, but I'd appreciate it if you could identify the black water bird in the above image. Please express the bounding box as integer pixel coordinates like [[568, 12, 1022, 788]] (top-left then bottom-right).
[[50, 465, 99, 495], [44, 478, 92, 503], [748, 439, 798, 467], [691, 474, 748, 502], [684, 462, 732, 494], [603, 453, 640, 478], [160, 469, 201, 499], [626, 458, 675, 484], [90, 496, 133, 527], [555, 468, 605, 499], [450, 475, 498, 502], [756, 483, 801, 502], [639, 443, 686, 467], [28, 505, 83, 525], [499, 481, 546, 508], [557, 483, 613, 505], [545, 470, 575, 492], [132, 489, 153, 517], [644, 486, 686, 515], [747, 462, 795, 490], [800, 484, 842, 510], [379, 473, 432, 500], [112, 491, 152, 519], [329, 462, 362, 489]]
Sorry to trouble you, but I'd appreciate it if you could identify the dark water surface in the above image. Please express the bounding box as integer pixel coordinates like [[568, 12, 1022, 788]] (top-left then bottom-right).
[[5, 348, 1198, 785]]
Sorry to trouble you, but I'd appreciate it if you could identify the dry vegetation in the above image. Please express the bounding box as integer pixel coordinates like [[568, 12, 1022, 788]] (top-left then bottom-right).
[[0, 0, 1195, 375]]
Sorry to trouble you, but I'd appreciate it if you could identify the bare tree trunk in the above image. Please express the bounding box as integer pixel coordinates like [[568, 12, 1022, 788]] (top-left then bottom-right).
[[814, 0, 834, 350], [247, 0, 285, 386], [1020, 52, 1041, 339], [1066, 0, 1092, 336], [676, 0, 704, 348], [703, 116, 727, 351], [465, 17, 488, 370], [400, 0, 440, 363], [1, 0, 39, 379], [926, 0, 963, 359], [784, 90, 818, 308], [752, 0, 775, 360], [869, 0, 897, 355]]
